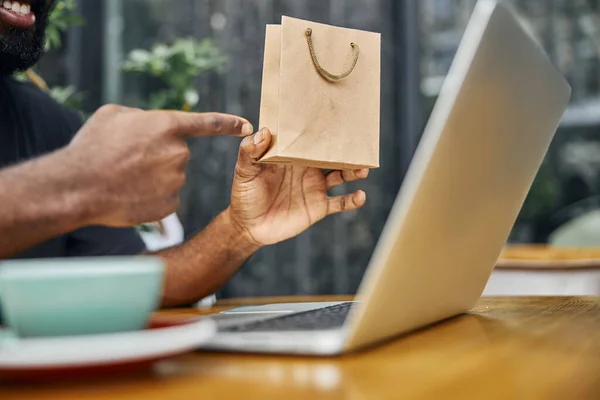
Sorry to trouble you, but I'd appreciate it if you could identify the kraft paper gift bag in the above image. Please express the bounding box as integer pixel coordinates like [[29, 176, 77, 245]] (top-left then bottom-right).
[[258, 16, 381, 170]]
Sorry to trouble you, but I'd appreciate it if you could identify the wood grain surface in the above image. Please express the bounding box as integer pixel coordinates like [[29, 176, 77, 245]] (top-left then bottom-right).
[[3, 296, 600, 399], [497, 245, 600, 269]]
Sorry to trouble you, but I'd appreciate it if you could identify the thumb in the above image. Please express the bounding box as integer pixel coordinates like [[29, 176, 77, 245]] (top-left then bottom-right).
[[236, 128, 272, 179]]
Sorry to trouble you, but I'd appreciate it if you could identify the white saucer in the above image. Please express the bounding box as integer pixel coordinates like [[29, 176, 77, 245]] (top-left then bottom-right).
[[0, 317, 215, 376]]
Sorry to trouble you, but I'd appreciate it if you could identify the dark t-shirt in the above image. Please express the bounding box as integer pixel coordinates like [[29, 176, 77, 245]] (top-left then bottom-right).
[[0, 76, 146, 259]]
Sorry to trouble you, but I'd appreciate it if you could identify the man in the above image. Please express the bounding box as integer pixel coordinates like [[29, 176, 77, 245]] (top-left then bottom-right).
[[0, 0, 369, 306]]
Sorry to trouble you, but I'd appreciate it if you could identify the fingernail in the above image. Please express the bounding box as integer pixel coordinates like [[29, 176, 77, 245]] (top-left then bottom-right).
[[242, 123, 254, 136], [356, 191, 366, 202], [254, 130, 264, 145]]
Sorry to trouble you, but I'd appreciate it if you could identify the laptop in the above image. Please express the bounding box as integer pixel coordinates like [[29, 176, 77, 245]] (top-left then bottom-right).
[[199, 0, 571, 355]]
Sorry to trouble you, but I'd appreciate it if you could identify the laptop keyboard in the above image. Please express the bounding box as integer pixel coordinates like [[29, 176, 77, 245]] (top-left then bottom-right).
[[219, 302, 355, 332]]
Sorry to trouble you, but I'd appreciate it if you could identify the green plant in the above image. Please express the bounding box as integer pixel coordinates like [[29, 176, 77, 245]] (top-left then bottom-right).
[[122, 38, 227, 111], [43, 0, 84, 108], [15, 0, 84, 109], [48, 85, 86, 110], [45, 0, 84, 52]]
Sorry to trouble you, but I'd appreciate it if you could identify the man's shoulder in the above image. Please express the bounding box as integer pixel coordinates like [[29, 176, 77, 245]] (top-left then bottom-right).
[[7, 77, 83, 124], [6, 77, 83, 141]]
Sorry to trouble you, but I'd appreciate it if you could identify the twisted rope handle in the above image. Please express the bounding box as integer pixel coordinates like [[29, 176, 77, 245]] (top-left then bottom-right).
[[305, 28, 360, 81]]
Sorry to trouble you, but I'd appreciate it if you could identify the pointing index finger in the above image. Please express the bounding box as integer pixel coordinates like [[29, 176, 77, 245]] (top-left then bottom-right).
[[156, 111, 254, 138]]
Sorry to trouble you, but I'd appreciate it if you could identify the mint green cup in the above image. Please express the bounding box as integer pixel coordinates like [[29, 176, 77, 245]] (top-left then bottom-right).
[[0, 257, 164, 338]]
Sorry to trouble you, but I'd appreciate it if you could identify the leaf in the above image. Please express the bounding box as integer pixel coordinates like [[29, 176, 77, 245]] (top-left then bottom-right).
[[44, 0, 84, 52], [129, 49, 152, 64], [45, 29, 61, 51], [48, 85, 86, 109], [153, 44, 171, 58], [13, 72, 27, 82]]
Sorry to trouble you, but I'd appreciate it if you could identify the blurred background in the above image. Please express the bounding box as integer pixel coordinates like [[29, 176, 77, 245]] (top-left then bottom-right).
[[29, 0, 600, 297]]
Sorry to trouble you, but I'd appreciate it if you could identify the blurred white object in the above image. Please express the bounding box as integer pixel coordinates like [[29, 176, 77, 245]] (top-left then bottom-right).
[[0, 318, 216, 371], [483, 268, 600, 296], [196, 295, 217, 308], [138, 213, 184, 252], [138, 213, 217, 308], [483, 211, 600, 297]]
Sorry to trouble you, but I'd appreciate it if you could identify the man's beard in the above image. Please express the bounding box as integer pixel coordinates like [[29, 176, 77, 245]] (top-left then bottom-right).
[[0, 0, 54, 76]]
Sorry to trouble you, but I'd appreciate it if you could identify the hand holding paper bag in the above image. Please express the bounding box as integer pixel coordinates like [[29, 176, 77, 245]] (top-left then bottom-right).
[[258, 17, 381, 170], [229, 127, 369, 247]]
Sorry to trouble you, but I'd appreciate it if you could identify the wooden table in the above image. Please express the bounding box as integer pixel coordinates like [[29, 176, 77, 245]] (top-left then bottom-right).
[[3, 296, 600, 400]]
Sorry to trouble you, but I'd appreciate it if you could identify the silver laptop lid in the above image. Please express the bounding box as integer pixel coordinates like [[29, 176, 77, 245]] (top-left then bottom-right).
[[343, 0, 571, 351]]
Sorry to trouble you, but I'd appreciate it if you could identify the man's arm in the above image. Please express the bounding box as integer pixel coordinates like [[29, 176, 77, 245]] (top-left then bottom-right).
[[0, 150, 252, 298], [154, 128, 369, 307], [0, 148, 94, 258], [0, 107, 252, 259], [156, 209, 258, 307]]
